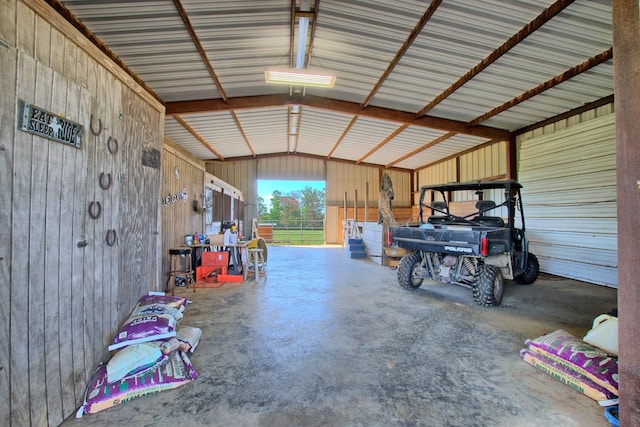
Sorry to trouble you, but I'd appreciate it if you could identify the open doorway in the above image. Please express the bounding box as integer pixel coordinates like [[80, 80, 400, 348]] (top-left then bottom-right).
[[257, 180, 325, 245]]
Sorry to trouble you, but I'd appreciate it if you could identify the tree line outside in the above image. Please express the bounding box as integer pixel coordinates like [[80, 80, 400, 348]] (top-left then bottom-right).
[[258, 186, 325, 244]]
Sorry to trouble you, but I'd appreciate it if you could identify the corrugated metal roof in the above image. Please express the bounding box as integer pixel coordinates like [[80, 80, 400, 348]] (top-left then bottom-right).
[[60, 0, 614, 170]]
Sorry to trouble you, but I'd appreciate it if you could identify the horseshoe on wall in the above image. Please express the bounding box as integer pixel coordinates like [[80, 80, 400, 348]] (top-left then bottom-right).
[[90, 115, 103, 136], [106, 229, 117, 247], [107, 136, 118, 155], [99, 172, 112, 190], [88, 201, 101, 219]]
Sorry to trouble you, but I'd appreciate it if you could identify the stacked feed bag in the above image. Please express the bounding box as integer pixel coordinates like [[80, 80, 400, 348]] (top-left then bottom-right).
[[520, 329, 618, 405], [77, 293, 203, 417]]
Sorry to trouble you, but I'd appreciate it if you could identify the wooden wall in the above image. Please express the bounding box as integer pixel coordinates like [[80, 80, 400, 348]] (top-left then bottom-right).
[[1, 1, 164, 425], [161, 139, 206, 286]]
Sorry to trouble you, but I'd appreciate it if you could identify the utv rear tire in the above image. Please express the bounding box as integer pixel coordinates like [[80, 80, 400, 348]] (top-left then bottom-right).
[[397, 252, 423, 289], [515, 253, 539, 285], [473, 264, 504, 307]]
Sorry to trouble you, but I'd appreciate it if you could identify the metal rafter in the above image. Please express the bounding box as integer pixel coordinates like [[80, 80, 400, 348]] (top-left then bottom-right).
[[386, 131, 457, 168], [357, 124, 410, 164], [166, 94, 510, 139], [326, 115, 359, 159], [416, 0, 576, 117], [468, 48, 614, 126], [230, 111, 256, 157], [362, 0, 442, 108], [172, 0, 227, 102], [174, 115, 225, 160]]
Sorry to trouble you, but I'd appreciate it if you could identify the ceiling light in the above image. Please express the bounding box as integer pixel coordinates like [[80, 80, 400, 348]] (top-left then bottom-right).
[[265, 68, 336, 88], [296, 16, 309, 69]]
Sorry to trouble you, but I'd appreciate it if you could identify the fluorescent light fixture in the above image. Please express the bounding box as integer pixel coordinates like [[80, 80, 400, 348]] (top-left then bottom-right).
[[265, 68, 336, 88], [296, 17, 309, 69]]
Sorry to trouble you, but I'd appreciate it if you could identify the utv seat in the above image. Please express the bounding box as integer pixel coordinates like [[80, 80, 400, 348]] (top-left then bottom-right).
[[473, 200, 505, 228], [427, 201, 449, 224]]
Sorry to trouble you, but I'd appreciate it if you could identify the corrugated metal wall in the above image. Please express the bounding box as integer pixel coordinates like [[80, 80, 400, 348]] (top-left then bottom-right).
[[459, 141, 507, 183], [518, 108, 617, 287], [257, 156, 326, 180], [415, 141, 508, 206]]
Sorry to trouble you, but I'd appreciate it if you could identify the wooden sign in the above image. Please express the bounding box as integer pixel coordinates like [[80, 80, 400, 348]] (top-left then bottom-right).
[[142, 148, 161, 169], [18, 101, 83, 148]]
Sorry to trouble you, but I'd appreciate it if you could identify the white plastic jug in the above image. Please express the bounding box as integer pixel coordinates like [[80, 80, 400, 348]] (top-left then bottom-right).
[[583, 314, 618, 356]]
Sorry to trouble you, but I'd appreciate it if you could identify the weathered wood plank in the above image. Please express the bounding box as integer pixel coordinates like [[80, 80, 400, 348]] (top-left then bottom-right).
[[43, 69, 66, 427], [82, 56, 99, 384], [17, 2, 34, 56], [34, 14, 50, 67], [72, 86, 91, 402], [93, 65, 106, 362], [10, 48, 34, 427], [58, 77, 79, 414], [28, 60, 52, 427], [0, 44, 17, 427], [64, 37, 78, 87], [0, 0, 16, 47], [50, 27, 65, 75], [108, 78, 122, 334], [118, 90, 163, 314]]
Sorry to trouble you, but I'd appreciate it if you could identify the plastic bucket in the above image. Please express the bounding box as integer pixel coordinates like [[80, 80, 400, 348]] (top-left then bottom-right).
[[583, 314, 618, 356]]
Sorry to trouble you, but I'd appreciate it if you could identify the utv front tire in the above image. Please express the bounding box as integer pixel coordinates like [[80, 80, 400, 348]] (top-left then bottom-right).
[[515, 253, 539, 285], [473, 264, 504, 307], [397, 252, 423, 289]]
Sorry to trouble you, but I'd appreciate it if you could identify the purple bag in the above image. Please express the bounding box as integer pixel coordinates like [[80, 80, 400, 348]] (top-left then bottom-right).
[[525, 329, 618, 394], [520, 349, 617, 402], [137, 294, 187, 311], [78, 351, 197, 416], [108, 314, 177, 351]]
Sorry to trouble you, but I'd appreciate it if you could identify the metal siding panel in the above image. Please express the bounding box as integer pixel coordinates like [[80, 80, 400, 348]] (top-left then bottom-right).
[[519, 113, 617, 287]]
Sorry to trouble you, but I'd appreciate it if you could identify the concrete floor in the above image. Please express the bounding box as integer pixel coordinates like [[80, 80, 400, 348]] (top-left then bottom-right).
[[64, 245, 617, 427]]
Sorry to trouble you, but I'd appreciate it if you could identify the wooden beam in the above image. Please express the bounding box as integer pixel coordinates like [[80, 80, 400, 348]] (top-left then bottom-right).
[[172, 0, 227, 102], [166, 94, 511, 139], [468, 48, 613, 126], [361, 0, 442, 107], [174, 115, 225, 160], [416, 0, 576, 117]]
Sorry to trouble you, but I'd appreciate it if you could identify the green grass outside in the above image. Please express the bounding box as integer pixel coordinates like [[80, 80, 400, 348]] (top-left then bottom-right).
[[270, 229, 325, 245]]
